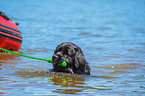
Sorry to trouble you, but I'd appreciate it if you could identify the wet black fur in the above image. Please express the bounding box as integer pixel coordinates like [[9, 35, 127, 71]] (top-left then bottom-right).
[[52, 42, 90, 75]]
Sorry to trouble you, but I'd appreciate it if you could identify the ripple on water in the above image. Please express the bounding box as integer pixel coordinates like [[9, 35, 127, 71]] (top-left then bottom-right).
[[92, 63, 142, 76], [79, 32, 90, 35]]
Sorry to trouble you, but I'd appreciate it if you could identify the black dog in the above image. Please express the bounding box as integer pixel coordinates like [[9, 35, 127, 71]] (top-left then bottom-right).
[[52, 42, 90, 75]]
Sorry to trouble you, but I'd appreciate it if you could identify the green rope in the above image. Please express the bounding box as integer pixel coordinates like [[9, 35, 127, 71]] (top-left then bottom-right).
[[0, 48, 67, 67]]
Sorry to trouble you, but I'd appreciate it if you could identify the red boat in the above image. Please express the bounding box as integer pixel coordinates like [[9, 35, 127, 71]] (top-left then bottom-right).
[[0, 11, 22, 52]]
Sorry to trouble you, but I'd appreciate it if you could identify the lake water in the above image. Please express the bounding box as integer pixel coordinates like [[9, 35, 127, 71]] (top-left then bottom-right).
[[0, 0, 145, 95]]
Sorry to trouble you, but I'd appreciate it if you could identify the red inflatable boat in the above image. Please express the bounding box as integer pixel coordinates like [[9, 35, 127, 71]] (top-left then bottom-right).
[[0, 11, 22, 52]]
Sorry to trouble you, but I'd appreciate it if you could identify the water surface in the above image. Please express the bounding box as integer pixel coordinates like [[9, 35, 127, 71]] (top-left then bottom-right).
[[0, 0, 145, 95]]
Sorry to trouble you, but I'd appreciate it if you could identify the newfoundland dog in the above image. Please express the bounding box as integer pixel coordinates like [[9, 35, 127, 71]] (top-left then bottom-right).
[[52, 42, 90, 75]]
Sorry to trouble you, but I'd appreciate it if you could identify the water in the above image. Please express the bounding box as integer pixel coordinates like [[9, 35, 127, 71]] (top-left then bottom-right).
[[0, 0, 145, 95]]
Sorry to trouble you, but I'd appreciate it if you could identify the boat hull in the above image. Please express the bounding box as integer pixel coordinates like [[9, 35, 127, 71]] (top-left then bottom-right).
[[0, 12, 22, 52]]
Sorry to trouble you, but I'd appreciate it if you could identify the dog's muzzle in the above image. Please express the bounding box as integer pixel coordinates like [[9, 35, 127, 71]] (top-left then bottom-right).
[[52, 54, 63, 64]]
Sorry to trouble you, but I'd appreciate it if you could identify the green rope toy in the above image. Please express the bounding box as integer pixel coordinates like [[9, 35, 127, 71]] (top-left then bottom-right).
[[0, 48, 67, 67]]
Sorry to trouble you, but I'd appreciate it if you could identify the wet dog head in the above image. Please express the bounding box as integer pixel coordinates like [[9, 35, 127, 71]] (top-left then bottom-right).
[[52, 42, 90, 75]]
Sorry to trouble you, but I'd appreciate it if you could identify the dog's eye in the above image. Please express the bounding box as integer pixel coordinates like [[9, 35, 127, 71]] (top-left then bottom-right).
[[64, 50, 68, 55]]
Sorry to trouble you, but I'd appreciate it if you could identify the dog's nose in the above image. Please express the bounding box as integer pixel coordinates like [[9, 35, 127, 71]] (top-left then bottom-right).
[[52, 55, 58, 60], [52, 54, 62, 61]]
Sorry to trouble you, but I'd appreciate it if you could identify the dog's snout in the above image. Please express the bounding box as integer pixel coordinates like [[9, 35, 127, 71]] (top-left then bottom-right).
[[52, 55, 58, 60], [52, 53, 62, 62], [52, 53, 64, 65]]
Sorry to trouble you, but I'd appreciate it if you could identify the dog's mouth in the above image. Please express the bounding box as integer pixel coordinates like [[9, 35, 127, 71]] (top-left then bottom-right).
[[52, 59, 65, 67], [53, 62, 74, 74], [52, 57, 66, 70], [53, 64, 64, 70], [52, 55, 74, 74], [53, 66, 74, 74]]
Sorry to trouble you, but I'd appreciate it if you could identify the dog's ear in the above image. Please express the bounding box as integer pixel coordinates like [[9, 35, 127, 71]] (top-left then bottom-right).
[[74, 48, 90, 75]]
